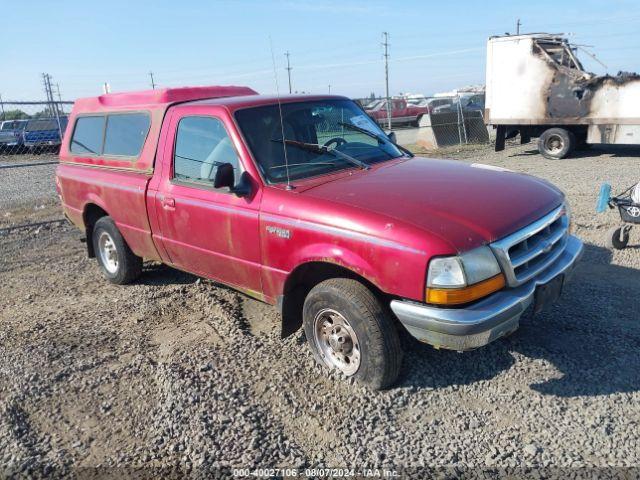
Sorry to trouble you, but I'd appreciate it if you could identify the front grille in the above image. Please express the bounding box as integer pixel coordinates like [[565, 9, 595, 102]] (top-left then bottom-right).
[[490, 205, 569, 287]]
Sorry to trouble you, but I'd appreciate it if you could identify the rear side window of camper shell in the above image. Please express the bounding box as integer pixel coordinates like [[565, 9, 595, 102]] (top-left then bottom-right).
[[70, 112, 150, 158]]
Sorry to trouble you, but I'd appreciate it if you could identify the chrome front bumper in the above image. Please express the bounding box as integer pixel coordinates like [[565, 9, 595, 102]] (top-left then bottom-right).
[[390, 235, 584, 351]]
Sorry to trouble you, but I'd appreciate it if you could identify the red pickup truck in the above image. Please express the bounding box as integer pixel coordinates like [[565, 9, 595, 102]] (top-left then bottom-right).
[[365, 98, 429, 127], [56, 86, 583, 389]]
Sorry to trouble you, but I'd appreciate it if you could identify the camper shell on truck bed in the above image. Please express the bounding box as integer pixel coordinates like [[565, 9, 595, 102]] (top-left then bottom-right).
[[60, 86, 258, 172]]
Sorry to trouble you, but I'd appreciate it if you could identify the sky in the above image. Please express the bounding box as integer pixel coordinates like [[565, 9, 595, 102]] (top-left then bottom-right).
[[2, 0, 640, 102]]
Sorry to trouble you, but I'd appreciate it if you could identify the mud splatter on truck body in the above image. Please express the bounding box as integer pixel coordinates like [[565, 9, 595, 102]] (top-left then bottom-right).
[[485, 33, 640, 148]]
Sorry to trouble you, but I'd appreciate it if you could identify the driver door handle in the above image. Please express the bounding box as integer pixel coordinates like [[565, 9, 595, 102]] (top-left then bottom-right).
[[161, 196, 175, 209]]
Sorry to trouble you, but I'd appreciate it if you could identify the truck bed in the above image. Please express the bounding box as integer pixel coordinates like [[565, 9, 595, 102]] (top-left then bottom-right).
[[57, 163, 161, 261]]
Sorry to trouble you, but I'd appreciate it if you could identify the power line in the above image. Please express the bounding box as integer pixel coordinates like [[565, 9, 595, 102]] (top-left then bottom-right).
[[285, 51, 292, 94], [382, 32, 391, 131]]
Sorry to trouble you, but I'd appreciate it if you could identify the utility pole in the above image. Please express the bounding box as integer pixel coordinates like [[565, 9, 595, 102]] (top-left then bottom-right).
[[516, 18, 521, 35], [285, 51, 292, 94], [46, 74, 60, 116], [149, 71, 156, 89], [55, 83, 62, 102], [42, 73, 54, 115], [0, 93, 5, 121], [382, 32, 391, 131], [42, 73, 63, 139], [328, 84, 331, 94]]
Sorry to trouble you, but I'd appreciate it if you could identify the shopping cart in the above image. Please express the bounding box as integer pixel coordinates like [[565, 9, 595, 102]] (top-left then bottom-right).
[[597, 182, 640, 249]]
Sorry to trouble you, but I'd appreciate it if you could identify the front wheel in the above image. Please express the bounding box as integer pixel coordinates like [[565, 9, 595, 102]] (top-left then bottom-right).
[[303, 278, 403, 389], [92, 216, 142, 284], [538, 128, 576, 159]]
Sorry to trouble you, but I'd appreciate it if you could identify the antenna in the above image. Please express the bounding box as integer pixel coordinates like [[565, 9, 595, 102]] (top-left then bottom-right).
[[285, 51, 293, 94], [269, 37, 293, 190]]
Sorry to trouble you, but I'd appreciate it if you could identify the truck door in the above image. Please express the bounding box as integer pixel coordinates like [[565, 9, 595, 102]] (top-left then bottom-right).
[[152, 110, 263, 295]]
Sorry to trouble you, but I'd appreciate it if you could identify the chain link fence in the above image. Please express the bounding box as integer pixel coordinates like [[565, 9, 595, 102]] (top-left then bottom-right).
[[0, 100, 73, 157], [355, 94, 492, 149], [1, 94, 492, 159]]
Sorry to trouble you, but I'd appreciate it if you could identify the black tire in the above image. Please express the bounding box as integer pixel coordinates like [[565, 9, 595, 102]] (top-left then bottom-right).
[[414, 114, 423, 127], [606, 226, 630, 250], [92, 216, 142, 284], [538, 128, 576, 159], [303, 278, 403, 390]]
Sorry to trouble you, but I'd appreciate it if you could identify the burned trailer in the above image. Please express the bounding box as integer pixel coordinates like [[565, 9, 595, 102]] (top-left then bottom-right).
[[485, 33, 640, 159]]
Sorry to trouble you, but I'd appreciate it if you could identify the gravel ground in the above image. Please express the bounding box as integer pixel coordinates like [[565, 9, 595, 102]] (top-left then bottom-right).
[[0, 143, 639, 478]]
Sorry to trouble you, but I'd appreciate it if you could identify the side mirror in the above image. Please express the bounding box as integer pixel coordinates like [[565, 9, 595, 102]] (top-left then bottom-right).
[[213, 162, 251, 197], [386, 131, 397, 144], [213, 162, 234, 189]]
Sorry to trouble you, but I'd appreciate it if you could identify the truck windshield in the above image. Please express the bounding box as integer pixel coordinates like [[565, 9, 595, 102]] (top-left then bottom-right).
[[235, 99, 404, 184]]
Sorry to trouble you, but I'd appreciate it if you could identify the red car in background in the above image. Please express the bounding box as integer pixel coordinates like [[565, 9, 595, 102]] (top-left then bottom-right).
[[365, 98, 429, 127]]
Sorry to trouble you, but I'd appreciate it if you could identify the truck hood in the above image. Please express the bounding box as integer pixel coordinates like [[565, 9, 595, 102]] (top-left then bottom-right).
[[300, 157, 563, 252]]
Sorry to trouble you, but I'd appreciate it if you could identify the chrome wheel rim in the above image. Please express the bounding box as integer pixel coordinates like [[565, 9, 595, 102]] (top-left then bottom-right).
[[313, 308, 361, 376], [98, 231, 119, 274], [545, 134, 564, 155]]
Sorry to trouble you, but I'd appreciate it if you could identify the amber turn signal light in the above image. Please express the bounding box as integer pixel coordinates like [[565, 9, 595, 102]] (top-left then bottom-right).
[[426, 274, 506, 306]]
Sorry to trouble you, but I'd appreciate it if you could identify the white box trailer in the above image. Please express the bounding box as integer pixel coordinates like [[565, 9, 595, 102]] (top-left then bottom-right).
[[485, 33, 640, 159]]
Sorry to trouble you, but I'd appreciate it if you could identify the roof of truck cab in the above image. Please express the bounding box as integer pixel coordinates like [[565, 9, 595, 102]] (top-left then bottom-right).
[[71, 85, 259, 113], [180, 94, 351, 112]]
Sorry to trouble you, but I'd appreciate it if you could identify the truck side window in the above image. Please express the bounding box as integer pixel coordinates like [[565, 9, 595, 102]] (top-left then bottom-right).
[[71, 116, 105, 155], [173, 116, 240, 186], [103, 113, 150, 157]]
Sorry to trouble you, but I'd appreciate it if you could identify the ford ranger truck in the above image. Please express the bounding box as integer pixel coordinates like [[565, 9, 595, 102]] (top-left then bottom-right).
[[56, 86, 584, 389]]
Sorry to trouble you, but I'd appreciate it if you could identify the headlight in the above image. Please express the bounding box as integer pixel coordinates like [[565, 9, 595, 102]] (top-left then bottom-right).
[[427, 257, 465, 288], [426, 246, 505, 305]]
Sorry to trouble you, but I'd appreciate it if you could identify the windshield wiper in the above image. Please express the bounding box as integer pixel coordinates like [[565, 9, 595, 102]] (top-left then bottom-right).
[[338, 122, 414, 157], [271, 138, 369, 170]]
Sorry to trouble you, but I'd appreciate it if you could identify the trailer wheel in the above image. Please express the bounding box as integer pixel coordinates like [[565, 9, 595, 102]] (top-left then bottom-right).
[[606, 226, 630, 250], [538, 128, 575, 159]]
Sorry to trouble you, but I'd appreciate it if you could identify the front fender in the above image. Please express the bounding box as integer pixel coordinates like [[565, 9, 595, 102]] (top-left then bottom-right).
[[288, 242, 382, 290]]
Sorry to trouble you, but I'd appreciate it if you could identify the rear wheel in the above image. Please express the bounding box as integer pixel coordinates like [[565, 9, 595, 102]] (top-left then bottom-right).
[[92, 216, 142, 284], [538, 128, 576, 159], [606, 226, 630, 250], [303, 278, 403, 389]]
